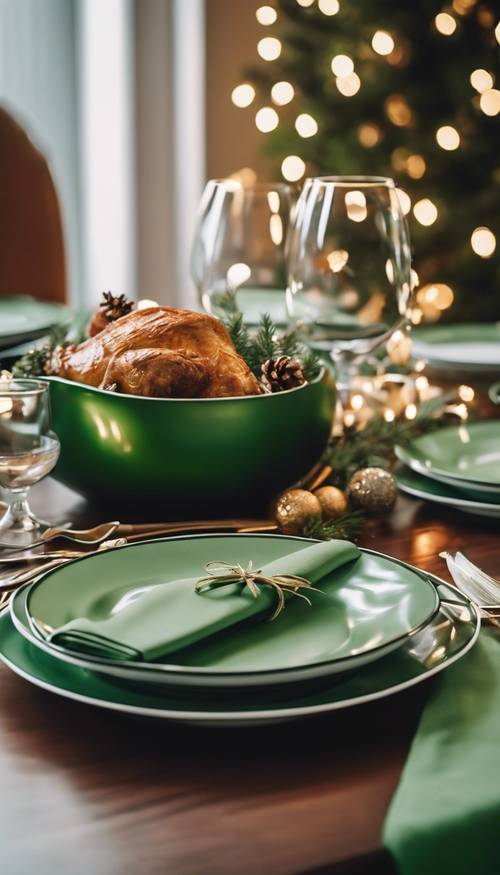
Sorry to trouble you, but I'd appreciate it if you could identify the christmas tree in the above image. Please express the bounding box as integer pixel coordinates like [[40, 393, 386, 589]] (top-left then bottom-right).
[[232, 0, 500, 323]]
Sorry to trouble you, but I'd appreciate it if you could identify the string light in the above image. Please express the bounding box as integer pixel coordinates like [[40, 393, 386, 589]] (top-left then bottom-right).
[[271, 81, 294, 105], [434, 12, 457, 34], [331, 54, 354, 76], [256, 5, 277, 25], [405, 403, 417, 420], [470, 227, 496, 257], [318, 0, 339, 14], [413, 198, 438, 226], [327, 249, 349, 272], [496, 21, 500, 43], [480, 89, 500, 116], [396, 189, 412, 215], [406, 154, 426, 178], [281, 155, 305, 181], [255, 106, 279, 132], [267, 191, 280, 213], [458, 385, 475, 402], [436, 125, 460, 150], [384, 408, 395, 422], [470, 69, 494, 93], [336, 72, 361, 96], [385, 94, 412, 126], [269, 214, 283, 245], [257, 37, 282, 61], [358, 123, 381, 147], [417, 284, 454, 313], [296, 0, 314, 6], [372, 30, 395, 55], [345, 190, 367, 221], [295, 113, 318, 137], [231, 84, 255, 108]]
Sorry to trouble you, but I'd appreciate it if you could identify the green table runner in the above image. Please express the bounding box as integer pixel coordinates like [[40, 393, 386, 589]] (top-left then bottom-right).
[[384, 631, 500, 874], [48, 539, 359, 661]]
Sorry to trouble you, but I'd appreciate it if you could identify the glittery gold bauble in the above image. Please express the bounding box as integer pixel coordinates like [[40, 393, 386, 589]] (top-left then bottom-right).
[[347, 467, 397, 515], [314, 486, 348, 520], [274, 488, 321, 535]]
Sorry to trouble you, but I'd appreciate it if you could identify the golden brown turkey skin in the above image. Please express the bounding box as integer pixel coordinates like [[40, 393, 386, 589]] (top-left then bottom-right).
[[54, 307, 262, 398]]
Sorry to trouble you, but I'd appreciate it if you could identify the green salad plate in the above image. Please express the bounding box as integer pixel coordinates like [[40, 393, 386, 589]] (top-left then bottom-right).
[[0, 579, 479, 726], [14, 535, 439, 692], [411, 324, 500, 375], [396, 466, 500, 518], [0, 295, 69, 350], [396, 421, 500, 496]]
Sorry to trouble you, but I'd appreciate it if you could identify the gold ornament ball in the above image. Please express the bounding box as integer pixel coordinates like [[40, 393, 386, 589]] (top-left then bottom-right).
[[314, 486, 348, 520], [274, 488, 321, 534], [347, 467, 397, 515]]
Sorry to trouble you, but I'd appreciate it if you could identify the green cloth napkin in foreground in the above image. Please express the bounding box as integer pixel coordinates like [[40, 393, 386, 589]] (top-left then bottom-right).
[[384, 630, 500, 875], [48, 540, 360, 662]]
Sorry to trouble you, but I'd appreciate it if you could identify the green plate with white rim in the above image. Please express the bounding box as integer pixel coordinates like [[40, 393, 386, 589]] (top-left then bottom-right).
[[18, 535, 439, 692], [1, 581, 479, 726], [0, 296, 69, 350], [396, 465, 500, 518], [396, 421, 500, 495], [412, 324, 500, 375]]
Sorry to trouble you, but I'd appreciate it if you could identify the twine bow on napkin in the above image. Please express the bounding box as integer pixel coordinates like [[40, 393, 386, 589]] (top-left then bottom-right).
[[195, 559, 323, 621]]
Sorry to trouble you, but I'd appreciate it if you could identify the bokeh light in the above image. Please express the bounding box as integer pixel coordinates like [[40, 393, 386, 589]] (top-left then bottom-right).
[[435, 12, 457, 34], [480, 89, 500, 116], [231, 84, 255, 108], [436, 125, 460, 150], [372, 30, 395, 55], [295, 113, 318, 137], [470, 69, 494, 93], [407, 154, 426, 178], [318, 0, 340, 14], [281, 155, 306, 181], [257, 37, 282, 61], [256, 6, 277, 25], [358, 123, 381, 147], [331, 54, 354, 76], [336, 72, 361, 96], [255, 106, 279, 132], [413, 198, 438, 226], [396, 189, 412, 216], [271, 81, 294, 105], [470, 227, 496, 257]]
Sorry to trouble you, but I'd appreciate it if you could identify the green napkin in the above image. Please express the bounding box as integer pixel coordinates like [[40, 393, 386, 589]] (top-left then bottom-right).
[[384, 631, 500, 875], [48, 540, 360, 662]]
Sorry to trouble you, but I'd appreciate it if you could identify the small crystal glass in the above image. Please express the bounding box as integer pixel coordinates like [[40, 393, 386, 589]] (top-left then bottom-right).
[[0, 377, 60, 546]]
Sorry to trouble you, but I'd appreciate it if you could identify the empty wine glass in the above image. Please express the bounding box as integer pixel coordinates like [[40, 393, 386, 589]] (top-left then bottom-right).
[[191, 179, 295, 325], [0, 376, 60, 546], [286, 176, 412, 400]]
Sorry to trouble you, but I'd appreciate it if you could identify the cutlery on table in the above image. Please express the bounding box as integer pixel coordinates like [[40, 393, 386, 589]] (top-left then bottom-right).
[[116, 519, 278, 537], [0, 521, 121, 552], [0, 539, 127, 592], [441, 550, 500, 622]]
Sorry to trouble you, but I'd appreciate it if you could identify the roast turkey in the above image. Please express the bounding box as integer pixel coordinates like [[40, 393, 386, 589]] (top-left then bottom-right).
[[52, 306, 262, 398]]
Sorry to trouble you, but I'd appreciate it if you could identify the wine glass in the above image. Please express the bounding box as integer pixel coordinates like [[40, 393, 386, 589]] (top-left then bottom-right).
[[286, 176, 412, 400], [0, 377, 60, 546], [191, 179, 295, 325]]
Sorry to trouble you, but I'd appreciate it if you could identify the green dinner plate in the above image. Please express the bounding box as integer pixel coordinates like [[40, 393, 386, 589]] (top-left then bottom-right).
[[412, 324, 500, 374], [0, 581, 479, 726], [0, 296, 69, 350], [396, 421, 500, 494], [234, 289, 288, 326], [397, 466, 500, 518], [20, 535, 439, 691]]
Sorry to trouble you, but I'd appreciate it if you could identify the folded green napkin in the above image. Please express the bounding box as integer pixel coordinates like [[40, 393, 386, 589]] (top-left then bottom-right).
[[384, 630, 500, 875], [48, 539, 360, 662]]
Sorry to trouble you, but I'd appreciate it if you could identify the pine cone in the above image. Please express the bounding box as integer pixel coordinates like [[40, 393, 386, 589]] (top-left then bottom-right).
[[261, 356, 306, 393], [88, 292, 134, 337], [100, 291, 134, 321]]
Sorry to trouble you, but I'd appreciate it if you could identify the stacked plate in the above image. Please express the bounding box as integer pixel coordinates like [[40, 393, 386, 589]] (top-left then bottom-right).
[[411, 323, 500, 377], [0, 534, 479, 725], [396, 421, 500, 518], [0, 296, 69, 351]]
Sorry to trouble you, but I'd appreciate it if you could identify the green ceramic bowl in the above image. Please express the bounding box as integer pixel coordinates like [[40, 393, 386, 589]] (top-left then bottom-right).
[[47, 371, 335, 516]]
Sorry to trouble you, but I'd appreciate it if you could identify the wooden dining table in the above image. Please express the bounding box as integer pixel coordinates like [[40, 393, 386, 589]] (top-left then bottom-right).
[[0, 476, 498, 875]]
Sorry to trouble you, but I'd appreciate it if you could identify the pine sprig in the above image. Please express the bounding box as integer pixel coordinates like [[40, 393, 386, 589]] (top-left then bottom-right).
[[324, 395, 452, 489], [218, 290, 321, 381], [302, 510, 365, 543]]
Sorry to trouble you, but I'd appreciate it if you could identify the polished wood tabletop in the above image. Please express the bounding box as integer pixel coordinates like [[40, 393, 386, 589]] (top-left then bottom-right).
[[0, 477, 498, 875]]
